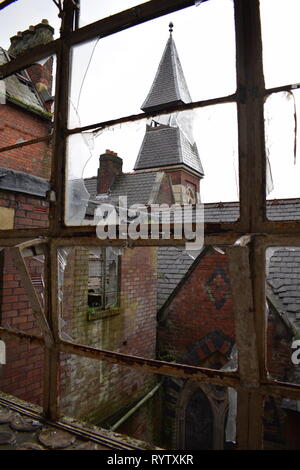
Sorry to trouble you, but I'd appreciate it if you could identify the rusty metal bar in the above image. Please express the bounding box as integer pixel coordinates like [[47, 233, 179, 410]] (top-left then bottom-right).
[[59, 339, 240, 388], [2, 324, 300, 398], [0, 135, 51, 154], [67, 94, 236, 136], [0, 0, 19, 11], [0, 0, 193, 80], [1, 229, 300, 248], [0, 41, 59, 80], [0, 326, 44, 345], [265, 83, 300, 96], [67, 0, 195, 47]]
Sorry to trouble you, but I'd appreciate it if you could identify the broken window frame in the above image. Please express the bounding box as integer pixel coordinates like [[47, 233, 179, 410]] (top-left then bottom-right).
[[87, 246, 120, 318], [0, 0, 300, 450]]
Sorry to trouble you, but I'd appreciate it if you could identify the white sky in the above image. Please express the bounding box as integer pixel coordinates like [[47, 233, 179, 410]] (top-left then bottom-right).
[[1, 0, 300, 203]]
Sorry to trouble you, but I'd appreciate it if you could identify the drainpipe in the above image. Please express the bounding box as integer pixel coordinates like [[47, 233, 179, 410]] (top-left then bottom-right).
[[110, 381, 162, 432]]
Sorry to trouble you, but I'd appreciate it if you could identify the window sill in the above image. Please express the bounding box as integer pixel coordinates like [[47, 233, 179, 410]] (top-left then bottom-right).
[[87, 307, 120, 321]]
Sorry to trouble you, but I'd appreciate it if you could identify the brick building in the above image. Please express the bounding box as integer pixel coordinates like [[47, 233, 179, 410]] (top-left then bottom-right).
[[0, 21, 53, 406]]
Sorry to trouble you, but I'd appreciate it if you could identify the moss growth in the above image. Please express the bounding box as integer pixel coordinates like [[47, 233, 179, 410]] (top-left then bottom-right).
[[7, 94, 52, 120]]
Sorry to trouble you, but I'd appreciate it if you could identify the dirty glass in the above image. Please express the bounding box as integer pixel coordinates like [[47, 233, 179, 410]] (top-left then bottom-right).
[[263, 395, 300, 450], [57, 244, 237, 376], [65, 104, 239, 227], [260, 0, 300, 89], [266, 247, 300, 387], [59, 353, 236, 450], [69, 0, 236, 129], [265, 92, 300, 220]]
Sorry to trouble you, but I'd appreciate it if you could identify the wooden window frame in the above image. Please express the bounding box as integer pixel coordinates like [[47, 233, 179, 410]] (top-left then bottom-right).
[[0, 0, 300, 450]]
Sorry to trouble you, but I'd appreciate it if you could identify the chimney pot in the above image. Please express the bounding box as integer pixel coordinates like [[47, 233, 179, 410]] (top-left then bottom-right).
[[97, 150, 123, 194], [9, 20, 54, 56]]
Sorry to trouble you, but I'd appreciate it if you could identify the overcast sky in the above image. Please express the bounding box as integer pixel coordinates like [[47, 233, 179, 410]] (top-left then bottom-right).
[[1, 0, 300, 203]]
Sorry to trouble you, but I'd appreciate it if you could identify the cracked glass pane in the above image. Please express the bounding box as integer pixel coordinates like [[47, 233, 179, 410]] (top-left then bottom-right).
[[260, 0, 300, 88], [66, 105, 239, 227], [69, 0, 236, 129], [263, 395, 300, 450], [265, 92, 300, 220]]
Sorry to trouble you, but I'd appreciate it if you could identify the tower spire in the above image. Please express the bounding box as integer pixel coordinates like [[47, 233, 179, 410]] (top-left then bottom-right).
[[134, 26, 204, 187]]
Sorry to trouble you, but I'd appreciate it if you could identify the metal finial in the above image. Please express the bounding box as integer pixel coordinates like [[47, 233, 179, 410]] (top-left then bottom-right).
[[169, 22, 174, 34]]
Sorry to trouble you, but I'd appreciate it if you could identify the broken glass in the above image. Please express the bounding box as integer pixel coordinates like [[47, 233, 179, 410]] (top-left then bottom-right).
[[260, 0, 300, 89], [69, 0, 236, 129], [263, 395, 300, 450], [66, 104, 239, 228], [265, 91, 300, 220], [57, 242, 237, 385]]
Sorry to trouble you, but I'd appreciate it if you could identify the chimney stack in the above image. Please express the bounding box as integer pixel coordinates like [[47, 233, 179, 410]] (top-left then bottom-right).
[[8, 19, 54, 56], [8, 20, 55, 111], [97, 150, 123, 194]]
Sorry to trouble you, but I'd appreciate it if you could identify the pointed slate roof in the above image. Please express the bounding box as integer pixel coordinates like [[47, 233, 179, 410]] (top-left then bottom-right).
[[141, 34, 192, 113], [135, 28, 204, 175], [134, 124, 204, 174]]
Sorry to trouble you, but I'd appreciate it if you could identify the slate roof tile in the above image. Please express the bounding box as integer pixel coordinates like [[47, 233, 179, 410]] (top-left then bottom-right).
[[0, 48, 46, 113], [141, 35, 192, 112]]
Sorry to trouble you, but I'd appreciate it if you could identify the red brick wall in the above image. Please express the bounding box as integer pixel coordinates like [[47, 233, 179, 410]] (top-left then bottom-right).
[[0, 104, 52, 179], [167, 169, 200, 194], [157, 250, 235, 364], [0, 193, 49, 406], [0, 248, 46, 405], [0, 190, 49, 229]]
